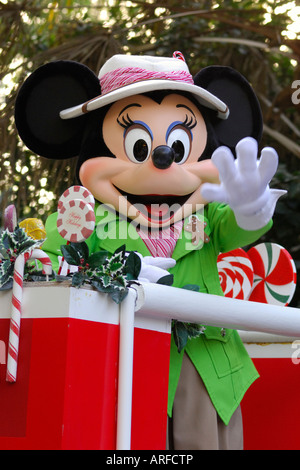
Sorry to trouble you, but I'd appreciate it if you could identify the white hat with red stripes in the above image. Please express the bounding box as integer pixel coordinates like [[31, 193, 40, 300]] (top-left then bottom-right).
[[60, 51, 229, 121]]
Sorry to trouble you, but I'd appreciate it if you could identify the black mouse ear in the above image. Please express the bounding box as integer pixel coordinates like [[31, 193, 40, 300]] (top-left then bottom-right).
[[15, 61, 101, 159], [194, 66, 263, 152]]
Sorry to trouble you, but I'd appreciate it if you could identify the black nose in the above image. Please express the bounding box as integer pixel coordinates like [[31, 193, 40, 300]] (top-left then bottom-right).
[[152, 146, 174, 169]]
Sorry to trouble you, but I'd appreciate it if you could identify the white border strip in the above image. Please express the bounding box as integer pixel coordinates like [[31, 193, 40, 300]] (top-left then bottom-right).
[[244, 342, 297, 358], [0, 284, 171, 333]]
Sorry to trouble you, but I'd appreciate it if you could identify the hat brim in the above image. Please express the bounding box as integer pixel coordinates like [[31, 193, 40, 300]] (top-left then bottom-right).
[[60, 79, 229, 121]]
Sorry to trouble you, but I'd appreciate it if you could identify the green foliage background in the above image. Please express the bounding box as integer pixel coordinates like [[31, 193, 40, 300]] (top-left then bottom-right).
[[1, 0, 300, 305]]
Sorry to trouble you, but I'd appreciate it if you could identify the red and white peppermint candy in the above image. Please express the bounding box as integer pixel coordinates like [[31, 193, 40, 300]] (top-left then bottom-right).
[[217, 248, 254, 300], [57, 198, 95, 243], [248, 242, 297, 307], [58, 185, 95, 211]]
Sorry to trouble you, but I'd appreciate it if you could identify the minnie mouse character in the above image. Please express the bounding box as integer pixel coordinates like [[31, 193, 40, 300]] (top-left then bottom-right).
[[15, 52, 284, 449]]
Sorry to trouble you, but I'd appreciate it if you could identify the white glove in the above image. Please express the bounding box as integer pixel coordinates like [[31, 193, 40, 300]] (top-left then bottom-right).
[[201, 137, 286, 230], [136, 253, 176, 283]]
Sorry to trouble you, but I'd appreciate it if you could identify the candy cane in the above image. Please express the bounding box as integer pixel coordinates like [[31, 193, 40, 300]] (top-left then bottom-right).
[[30, 249, 52, 279], [6, 249, 52, 383]]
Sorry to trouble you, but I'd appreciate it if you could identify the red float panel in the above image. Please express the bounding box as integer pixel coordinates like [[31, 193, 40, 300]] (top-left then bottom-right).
[[0, 284, 171, 450], [241, 340, 300, 450]]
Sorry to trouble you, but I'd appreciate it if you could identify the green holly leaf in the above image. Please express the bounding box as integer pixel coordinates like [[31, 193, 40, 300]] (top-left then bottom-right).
[[25, 271, 54, 282], [111, 274, 127, 289], [102, 274, 112, 288], [110, 287, 128, 304], [0, 278, 13, 290], [14, 227, 32, 245], [125, 251, 141, 280], [54, 273, 71, 282], [0, 260, 14, 288], [70, 241, 89, 263], [109, 261, 122, 273], [1, 232, 11, 250], [113, 244, 126, 257], [91, 279, 114, 293], [61, 244, 81, 265], [182, 284, 200, 292], [186, 323, 204, 337], [109, 252, 123, 267], [0, 246, 8, 259], [87, 250, 109, 269], [156, 274, 174, 286], [19, 239, 37, 252], [71, 271, 86, 288], [172, 321, 205, 353], [172, 321, 189, 353]]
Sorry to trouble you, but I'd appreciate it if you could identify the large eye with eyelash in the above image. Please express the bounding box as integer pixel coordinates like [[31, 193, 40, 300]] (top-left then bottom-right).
[[124, 126, 152, 163], [167, 127, 191, 164]]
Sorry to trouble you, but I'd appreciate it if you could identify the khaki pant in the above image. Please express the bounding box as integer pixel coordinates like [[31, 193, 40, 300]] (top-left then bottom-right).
[[167, 353, 243, 450]]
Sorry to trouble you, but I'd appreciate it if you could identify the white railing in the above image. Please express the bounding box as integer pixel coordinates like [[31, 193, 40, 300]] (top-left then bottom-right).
[[116, 289, 136, 451], [116, 282, 300, 450], [134, 283, 300, 336]]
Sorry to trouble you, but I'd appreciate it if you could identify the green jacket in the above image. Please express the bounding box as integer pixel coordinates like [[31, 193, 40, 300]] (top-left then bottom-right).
[[42, 202, 272, 425]]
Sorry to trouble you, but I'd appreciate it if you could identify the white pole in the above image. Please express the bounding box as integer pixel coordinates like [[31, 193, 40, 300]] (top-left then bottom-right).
[[135, 283, 300, 337], [116, 288, 137, 450]]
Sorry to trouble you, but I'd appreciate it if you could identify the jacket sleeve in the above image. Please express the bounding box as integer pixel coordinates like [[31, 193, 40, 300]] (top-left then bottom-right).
[[207, 202, 273, 254]]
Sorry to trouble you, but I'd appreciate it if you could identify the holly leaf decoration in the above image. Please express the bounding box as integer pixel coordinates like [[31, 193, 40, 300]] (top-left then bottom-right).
[[61, 244, 81, 265], [172, 321, 189, 353], [71, 271, 86, 288], [110, 287, 128, 304], [156, 274, 174, 286], [172, 284, 204, 352], [182, 284, 200, 292], [172, 320, 206, 353], [125, 251, 141, 280], [0, 259, 14, 290], [0, 225, 45, 290], [87, 250, 109, 269], [60, 242, 136, 304]]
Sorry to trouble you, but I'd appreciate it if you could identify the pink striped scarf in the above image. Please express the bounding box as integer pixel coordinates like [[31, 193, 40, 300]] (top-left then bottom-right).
[[137, 221, 184, 258]]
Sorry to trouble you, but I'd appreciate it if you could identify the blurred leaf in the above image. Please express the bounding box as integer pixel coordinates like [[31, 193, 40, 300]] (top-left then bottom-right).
[[125, 251, 141, 280], [156, 274, 174, 286], [71, 271, 86, 288], [172, 320, 206, 353], [88, 250, 109, 269], [182, 284, 200, 292], [61, 244, 81, 265]]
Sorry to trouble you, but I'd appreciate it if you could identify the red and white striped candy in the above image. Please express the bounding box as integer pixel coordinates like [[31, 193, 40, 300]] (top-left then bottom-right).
[[30, 250, 52, 275], [58, 185, 95, 211], [248, 242, 297, 306], [6, 249, 52, 383], [217, 248, 254, 300], [57, 199, 95, 243]]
